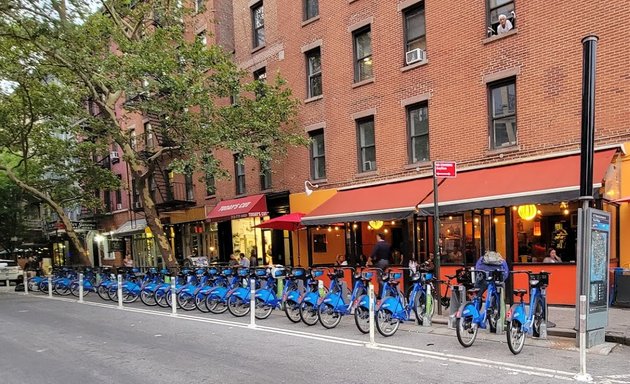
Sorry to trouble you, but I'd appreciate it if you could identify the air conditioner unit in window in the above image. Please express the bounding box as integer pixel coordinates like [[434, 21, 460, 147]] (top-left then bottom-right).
[[405, 48, 426, 65], [364, 161, 374, 171], [134, 201, 143, 209], [116, 203, 123, 210], [110, 151, 120, 163]]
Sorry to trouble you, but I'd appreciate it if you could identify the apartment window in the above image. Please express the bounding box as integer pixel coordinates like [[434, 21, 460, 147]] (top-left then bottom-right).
[[487, 0, 515, 35], [403, 4, 426, 63], [196, 30, 207, 47], [407, 103, 429, 163], [104, 190, 112, 212], [251, 2, 265, 48], [304, 0, 318, 21], [353, 27, 372, 82], [132, 180, 140, 207], [130, 129, 137, 150], [195, 0, 204, 14], [309, 129, 326, 180], [253, 67, 266, 99], [489, 79, 517, 148], [115, 174, 123, 209], [260, 158, 272, 190], [205, 170, 216, 196], [306, 48, 322, 98], [185, 173, 194, 201], [234, 155, 246, 195], [144, 121, 154, 149], [356, 117, 376, 172], [149, 174, 156, 200]]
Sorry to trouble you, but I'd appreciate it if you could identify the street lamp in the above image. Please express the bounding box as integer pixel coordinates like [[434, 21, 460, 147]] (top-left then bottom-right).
[[304, 181, 319, 196]]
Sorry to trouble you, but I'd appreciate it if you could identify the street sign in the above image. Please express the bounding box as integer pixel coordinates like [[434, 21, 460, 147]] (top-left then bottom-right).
[[434, 161, 457, 178]]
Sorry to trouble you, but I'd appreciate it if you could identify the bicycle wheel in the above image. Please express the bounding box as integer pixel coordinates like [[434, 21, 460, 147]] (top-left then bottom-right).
[[507, 319, 526, 355], [206, 294, 228, 314], [195, 292, 210, 313], [284, 299, 301, 323], [54, 282, 71, 296], [28, 279, 40, 292], [165, 290, 179, 308], [532, 299, 544, 338], [140, 290, 157, 306], [299, 302, 319, 326], [123, 289, 139, 303], [178, 291, 196, 311], [97, 285, 110, 301], [255, 298, 274, 320], [227, 294, 250, 317], [354, 302, 370, 334], [375, 308, 400, 337], [411, 291, 427, 326], [69, 282, 80, 297], [155, 290, 170, 308], [456, 309, 478, 347], [318, 303, 342, 329], [487, 291, 501, 333]]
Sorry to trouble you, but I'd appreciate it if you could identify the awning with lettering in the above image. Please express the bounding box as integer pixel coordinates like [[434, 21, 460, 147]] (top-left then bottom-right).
[[206, 194, 268, 222]]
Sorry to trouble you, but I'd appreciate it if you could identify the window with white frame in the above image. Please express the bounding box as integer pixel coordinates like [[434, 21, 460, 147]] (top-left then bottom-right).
[[309, 129, 326, 180], [353, 26, 372, 82], [407, 103, 429, 163], [356, 117, 376, 172], [489, 79, 517, 148], [251, 2, 265, 48], [306, 48, 322, 98]]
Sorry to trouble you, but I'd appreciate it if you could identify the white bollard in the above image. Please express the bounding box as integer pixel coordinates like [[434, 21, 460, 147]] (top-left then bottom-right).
[[249, 278, 256, 328], [117, 274, 123, 309], [23, 273, 28, 295], [574, 295, 592, 382], [78, 273, 84, 303], [48, 276, 52, 298], [171, 276, 177, 316], [368, 283, 376, 347]]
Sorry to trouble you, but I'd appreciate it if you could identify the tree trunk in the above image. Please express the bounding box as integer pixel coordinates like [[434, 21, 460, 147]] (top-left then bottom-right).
[[0, 165, 91, 266], [117, 141, 178, 270]]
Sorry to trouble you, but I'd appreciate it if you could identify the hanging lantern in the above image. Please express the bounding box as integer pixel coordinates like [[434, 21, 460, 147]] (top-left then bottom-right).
[[368, 220, 384, 230], [517, 205, 537, 221]]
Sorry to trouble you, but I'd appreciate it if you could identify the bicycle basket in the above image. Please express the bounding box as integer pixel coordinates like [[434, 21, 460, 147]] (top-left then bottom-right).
[[423, 272, 434, 281], [490, 270, 504, 282], [363, 272, 374, 280], [273, 267, 286, 278], [255, 269, 267, 277], [312, 270, 324, 278], [208, 267, 218, 275], [334, 269, 345, 279], [456, 269, 472, 286], [390, 272, 402, 280], [221, 268, 233, 276], [292, 268, 305, 277], [529, 272, 549, 288]]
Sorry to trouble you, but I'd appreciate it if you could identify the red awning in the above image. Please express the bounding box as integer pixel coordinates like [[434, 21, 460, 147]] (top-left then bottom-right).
[[302, 149, 617, 225], [206, 194, 268, 222]]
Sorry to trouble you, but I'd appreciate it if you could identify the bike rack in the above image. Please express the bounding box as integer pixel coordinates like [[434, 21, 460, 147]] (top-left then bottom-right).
[[422, 281, 433, 327], [48, 276, 52, 298], [23, 273, 28, 295], [447, 285, 466, 329], [367, 282, 376, 348], [539, 284, 548, 339], [78, 273, 84, 303], [171, 276, 177, 316], [496, 285, 506, 334], [117, 274, 123, 309], [249, 278, 256, 328]]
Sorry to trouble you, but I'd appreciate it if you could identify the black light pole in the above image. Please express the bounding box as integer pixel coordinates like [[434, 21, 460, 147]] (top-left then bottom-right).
[[576, 35, 598, 328]]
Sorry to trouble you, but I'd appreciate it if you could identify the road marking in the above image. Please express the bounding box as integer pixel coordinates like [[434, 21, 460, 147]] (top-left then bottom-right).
[[16, 294, 595, 381]]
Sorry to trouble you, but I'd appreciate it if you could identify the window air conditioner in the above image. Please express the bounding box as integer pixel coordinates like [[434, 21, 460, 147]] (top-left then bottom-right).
[[364, 161, 373, 171], [405, 48, 426, 65], [110, 151, 120, 163], [116, 203, 123, 210], [134, 201, 143, 209]]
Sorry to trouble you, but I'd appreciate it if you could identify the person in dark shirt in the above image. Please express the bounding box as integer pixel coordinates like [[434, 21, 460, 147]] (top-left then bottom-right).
[[370, 233, 391, 270]]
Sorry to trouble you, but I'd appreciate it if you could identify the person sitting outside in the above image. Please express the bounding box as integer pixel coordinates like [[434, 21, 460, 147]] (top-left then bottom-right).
[[474, 251, 509, 296], [123, 254, 134, 268], [239, 252, 250, 268], [335, 254, 348, 266], [543, 248, 562, 263]]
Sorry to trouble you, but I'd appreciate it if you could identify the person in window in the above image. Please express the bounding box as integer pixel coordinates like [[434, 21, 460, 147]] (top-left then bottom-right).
[[543, 248, 562, 263], [497, 14, 513, 34]]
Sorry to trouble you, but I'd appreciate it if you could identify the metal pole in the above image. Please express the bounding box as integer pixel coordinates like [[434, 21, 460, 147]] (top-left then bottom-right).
[[249, 278, 256, 328], [117, 274, 123, 309], [23, 273, 28, 295], [574, 295, 592, 382], [78, 273, 84, 303], [368, 283, 376, 347], [48, 275, 52, 298], [171, 275, 177, 316], [432, 162, 442, 315]]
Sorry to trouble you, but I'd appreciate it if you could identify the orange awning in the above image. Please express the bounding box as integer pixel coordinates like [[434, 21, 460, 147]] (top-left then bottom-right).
[[302, 149, 617, 225]]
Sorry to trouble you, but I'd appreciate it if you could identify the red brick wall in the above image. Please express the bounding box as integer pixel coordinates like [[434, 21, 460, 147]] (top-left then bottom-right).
[[226, 0, 630, 194]]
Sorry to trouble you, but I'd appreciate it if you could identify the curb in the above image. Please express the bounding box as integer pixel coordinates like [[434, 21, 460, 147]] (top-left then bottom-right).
[[431, 316, 629, 346]]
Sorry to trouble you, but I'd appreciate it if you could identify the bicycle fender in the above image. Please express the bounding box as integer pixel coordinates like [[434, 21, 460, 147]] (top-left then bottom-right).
[[456, 302, 477, 318], [380, 297, 403, 313], [256, 288, 274, 302], [358, 294, 370, 308], [302, 291, 319, 305], [506, 304, 525, 323], [286, 290, 300, 303]]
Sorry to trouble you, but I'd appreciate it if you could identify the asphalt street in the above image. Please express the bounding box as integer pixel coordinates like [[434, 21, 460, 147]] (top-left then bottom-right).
[[1, 290, 629, 384]]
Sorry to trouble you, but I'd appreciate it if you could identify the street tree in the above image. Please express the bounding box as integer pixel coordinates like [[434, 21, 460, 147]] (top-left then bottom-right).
[[0, 0, 306, 268], [0, 44, 120, 266]]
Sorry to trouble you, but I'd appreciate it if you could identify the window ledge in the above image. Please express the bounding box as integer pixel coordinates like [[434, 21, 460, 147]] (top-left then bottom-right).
[[251, 44, 266, 54], [403, 161, 432, 170], [205, 195, 216, 200], [354, 170, 378, 179], [304, 95, 323, 104], [486, 144, 521, 156], [301, 16, 320, 27], [112, 208, 129, 214], [352, 77, 375, 89], [483, 28, 518, 45], [401, 59, 428, 72], [310, 178, 328, 185]]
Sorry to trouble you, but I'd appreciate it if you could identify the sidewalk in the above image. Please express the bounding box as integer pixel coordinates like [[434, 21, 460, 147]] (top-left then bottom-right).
[[431, 305, 630, 346]]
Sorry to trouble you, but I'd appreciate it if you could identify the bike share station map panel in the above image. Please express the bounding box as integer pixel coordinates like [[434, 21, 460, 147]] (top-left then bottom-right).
[[581, 208, 610, 347]]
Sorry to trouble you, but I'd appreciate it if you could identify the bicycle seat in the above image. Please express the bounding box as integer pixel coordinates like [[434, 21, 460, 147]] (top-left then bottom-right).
[[467, 287, 481, 294], [513, 289, 527, 297]]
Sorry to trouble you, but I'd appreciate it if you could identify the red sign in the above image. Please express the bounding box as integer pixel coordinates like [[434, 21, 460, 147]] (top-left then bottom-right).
[[434, 161, 457, 178]]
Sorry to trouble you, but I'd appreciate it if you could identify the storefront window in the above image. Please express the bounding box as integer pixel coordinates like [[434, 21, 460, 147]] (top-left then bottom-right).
[[132, 233, 158, 268], [231, 216, 269, 264], [439, 215, 464, 264]]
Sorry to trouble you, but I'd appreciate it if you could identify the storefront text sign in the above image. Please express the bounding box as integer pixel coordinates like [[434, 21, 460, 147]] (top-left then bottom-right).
[[218, 202, 252, 212], [434, 161, 457, 178]]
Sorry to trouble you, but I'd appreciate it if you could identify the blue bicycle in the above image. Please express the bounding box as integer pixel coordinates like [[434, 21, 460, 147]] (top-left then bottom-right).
[[318, 267, 372, 330], [455, 269, 504, 347], [506, 271, 550, 354]]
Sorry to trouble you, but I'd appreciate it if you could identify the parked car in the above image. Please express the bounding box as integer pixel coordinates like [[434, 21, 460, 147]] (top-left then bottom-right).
[[0, 259, 24, 285]]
